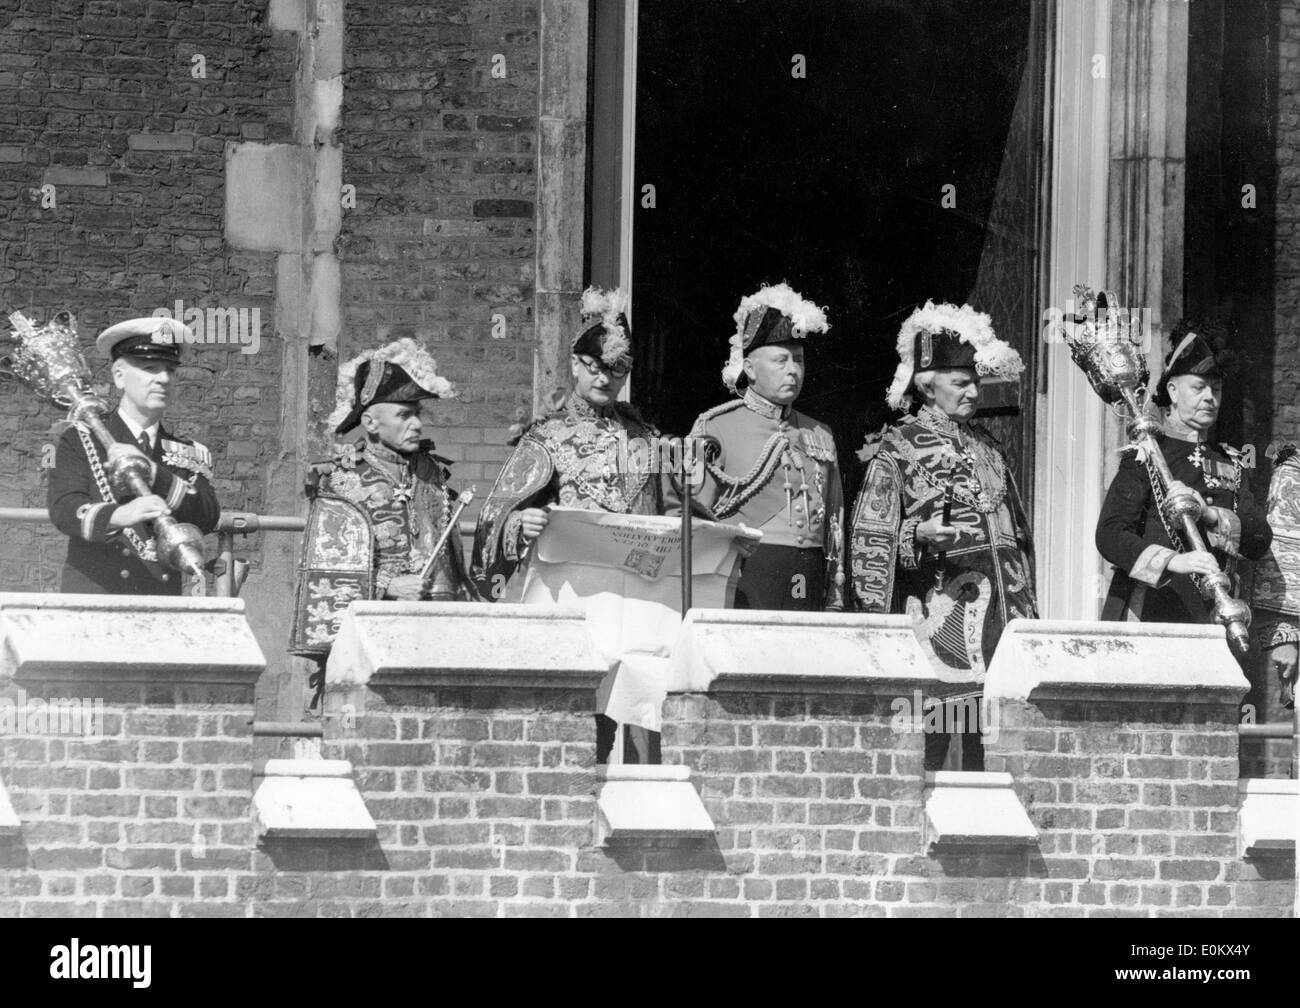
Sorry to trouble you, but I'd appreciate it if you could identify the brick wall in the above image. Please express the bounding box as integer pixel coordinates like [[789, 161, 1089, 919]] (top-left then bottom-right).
[[0, 673, 257, 917], [0, 0, 297, 590], [338, 0, 539, 506], [2, 669, 1291, 917], [1277, 3, 1300, 447], [987, 695, 1286, 915]]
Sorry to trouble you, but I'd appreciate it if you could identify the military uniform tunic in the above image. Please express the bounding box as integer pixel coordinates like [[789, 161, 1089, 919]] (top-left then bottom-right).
[[46, 410, 220, 595], [1096, 429, 1271, 624], [690, 388, 844, 610]]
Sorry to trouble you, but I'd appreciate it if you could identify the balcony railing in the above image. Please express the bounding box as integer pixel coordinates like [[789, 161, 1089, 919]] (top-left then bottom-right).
[[0, 506, 476, 597]]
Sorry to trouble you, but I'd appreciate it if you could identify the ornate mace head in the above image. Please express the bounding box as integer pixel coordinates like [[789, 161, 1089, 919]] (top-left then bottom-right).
[[1064, 286, 1150, 406], [2, 310, 106, 415]]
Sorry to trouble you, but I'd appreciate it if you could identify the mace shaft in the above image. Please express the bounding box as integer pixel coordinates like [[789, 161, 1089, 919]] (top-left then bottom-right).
[[1119, 389, 1251, 654]]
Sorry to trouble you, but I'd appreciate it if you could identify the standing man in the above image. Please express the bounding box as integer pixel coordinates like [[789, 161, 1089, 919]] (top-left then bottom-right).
[[849, 301, 1035, 771], [1095, 324, 1270, 627], [291, 339, 473, 701], [473, 287, 672, 594], [689, 282, 843, 611], [472, 287, 684, 763], [47, 317, 220, 595], [297, 336, 471, 601]]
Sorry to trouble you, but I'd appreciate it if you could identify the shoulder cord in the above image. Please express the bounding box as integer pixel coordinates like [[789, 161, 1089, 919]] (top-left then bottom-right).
[[75, 425, 158, 562], [706, 432, 789, 518]]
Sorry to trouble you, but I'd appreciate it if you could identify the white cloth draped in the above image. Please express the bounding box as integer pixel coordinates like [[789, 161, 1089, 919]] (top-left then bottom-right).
[[519, 507, 753, 730]]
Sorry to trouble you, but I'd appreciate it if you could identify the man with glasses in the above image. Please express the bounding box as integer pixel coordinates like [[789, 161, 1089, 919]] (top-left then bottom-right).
[[472, 287, 679, 762], [472, 287, 667, 589]]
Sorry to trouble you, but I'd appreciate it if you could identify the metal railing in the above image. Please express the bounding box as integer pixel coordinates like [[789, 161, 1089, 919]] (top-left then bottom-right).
[[0, 506, 476, 597], [252, 720, 324, 739]]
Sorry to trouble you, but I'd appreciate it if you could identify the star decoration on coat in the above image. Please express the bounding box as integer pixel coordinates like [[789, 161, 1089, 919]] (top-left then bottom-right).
[[390, 481, 414, 505]]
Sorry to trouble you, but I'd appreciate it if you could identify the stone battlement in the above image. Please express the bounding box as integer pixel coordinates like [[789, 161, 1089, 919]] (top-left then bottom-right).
[[0, 594, 1293, 917]]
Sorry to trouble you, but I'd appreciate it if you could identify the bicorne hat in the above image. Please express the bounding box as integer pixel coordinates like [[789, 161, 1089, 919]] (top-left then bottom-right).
[[722, 282, 829, 393], [571, 287, 633, 373], [328, 338, 456, 434], [885, 301, 1024, 411], [1153, 321, 1237, 408]]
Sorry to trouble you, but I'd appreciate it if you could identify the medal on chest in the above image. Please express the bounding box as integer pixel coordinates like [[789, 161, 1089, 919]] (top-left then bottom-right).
[[1188, 444, 1241, 493], [551, 420, 648, 512], [390, 477, 414, 507]]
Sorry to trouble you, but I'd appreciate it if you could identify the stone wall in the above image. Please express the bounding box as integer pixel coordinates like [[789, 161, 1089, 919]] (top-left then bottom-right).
[[338, 0, 539, 498], [0, 0, 545, 598], [2, 675, 1290, 917], [0, 0, 298, 592]]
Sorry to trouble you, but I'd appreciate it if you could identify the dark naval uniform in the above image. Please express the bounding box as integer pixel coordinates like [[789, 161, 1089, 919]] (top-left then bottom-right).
[[47, 410, 220, 595], [690, 387, 844, 611], [849, 405, 1037, 674], [1096, 431, 1271, 624], [471, 396, 674, 597]]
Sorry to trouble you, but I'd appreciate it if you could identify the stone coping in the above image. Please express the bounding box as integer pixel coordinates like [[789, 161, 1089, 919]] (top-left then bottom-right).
[[0, 592, 265, 686], [667, 608, 943, 695], [984, 618, 1249, 703], [325, 601, 610, 690], [252, 757, 377, 841], [924, 770, 1039, 848], [596, 763, 692, 783]]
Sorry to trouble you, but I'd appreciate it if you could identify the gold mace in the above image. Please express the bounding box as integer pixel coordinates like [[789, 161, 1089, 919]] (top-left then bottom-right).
[[1064, 288, 1251, 654], [3, 311, 206, 590]]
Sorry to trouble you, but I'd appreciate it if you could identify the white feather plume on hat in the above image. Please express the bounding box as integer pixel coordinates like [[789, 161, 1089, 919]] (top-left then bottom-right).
[[577, 286, 631, 367], [326, 337, 456, 433], [722, 282, 830, 393], [885, 300, 1023, 411]]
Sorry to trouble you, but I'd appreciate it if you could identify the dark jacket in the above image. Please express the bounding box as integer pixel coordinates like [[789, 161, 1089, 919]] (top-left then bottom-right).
[[46, 411, 221, 594], [1095, 433, 1270, 623]]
